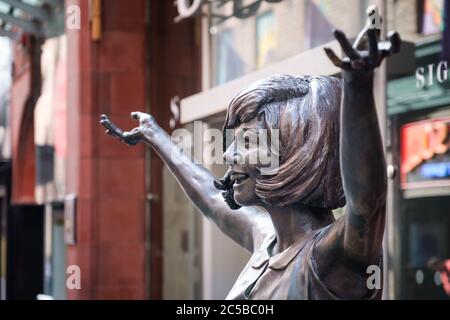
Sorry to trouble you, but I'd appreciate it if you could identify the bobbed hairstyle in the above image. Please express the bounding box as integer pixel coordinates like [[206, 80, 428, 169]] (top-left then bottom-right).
[[221, 74, 346, 210]]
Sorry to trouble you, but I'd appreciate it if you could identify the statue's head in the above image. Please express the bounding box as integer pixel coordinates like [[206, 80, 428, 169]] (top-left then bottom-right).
[[216, 74, 346, 211]]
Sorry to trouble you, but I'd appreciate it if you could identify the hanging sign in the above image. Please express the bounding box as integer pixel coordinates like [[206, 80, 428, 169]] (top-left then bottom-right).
[[400, 117, 450, 189], [175, 0, 283, 23]]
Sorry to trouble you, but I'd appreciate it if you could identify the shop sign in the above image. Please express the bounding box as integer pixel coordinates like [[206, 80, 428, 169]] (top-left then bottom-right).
[[415, 61, 449, 89], [176, 0, 283, 23], [400, 117, 450, 188]]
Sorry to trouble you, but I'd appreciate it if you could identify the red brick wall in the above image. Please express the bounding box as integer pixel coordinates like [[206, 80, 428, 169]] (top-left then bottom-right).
[[10, 36, 41, 204], [66, 0, 147, 299], [65, 0, 201, 299]]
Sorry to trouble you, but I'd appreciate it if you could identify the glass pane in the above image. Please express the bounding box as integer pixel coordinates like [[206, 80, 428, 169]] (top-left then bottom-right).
[[386, 0, 445, 42], [22, 0, 44, 5], [210, 0, 366, 86], [0, 2, 10, 14], [51, 208, 66, 300], [0, 37, 11, 160]]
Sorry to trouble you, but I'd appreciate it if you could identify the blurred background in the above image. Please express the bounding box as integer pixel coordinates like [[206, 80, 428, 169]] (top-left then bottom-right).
[[0, 0, 449, 300]]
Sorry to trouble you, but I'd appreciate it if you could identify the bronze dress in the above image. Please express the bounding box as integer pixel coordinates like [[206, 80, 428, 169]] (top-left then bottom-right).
[[226, 225, 382, 300]]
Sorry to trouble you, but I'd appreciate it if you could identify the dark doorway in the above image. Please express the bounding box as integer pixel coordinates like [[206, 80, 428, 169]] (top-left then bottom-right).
[[7, 205, 44, 300], [0, 161, 11, 300]]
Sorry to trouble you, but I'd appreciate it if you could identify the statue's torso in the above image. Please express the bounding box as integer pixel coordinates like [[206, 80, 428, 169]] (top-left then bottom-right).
[[226, 225, 382, 300]]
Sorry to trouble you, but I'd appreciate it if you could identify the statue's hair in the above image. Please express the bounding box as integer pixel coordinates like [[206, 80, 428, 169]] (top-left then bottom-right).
[[221, 74, 346, 209]]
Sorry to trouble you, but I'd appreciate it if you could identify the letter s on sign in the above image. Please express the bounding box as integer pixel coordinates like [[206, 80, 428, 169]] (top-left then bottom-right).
[[177, 0, 204, 19], [416, 67, 425, 89]]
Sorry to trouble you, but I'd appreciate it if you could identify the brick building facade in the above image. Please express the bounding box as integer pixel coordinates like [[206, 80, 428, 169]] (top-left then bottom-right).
[[6, 0, 200, 299]]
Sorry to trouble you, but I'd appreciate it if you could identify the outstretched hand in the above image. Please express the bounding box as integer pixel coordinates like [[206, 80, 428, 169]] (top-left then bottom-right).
[[100, 112, 156, 146], [324, 9, 400, 73]]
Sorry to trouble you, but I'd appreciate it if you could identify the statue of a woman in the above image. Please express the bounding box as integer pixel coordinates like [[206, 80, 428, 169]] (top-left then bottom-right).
[[100, 18, 400, 299]]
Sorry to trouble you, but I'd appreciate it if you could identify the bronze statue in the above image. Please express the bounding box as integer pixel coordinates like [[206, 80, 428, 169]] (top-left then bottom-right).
[[100, 10, 400, 299]]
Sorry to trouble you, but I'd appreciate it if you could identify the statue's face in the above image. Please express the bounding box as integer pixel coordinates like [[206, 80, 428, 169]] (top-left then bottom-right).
[[223, 117, 269, 207]]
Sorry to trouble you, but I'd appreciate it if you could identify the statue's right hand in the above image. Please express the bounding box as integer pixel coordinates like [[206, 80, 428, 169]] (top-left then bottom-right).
[[100, 112, 157, 146]]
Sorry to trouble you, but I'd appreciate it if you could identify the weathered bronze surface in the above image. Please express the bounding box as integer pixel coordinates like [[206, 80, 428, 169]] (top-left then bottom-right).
[[100, 9, 400, 299]]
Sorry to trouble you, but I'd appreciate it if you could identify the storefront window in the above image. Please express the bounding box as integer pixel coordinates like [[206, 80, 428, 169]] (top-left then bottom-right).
[[44, 203, 67, 300], [386, 0, 450, 296], [423, 0, 445, 35], [256, 11, 276, 69], [386, 0, 445, 42], [0, 37, 11, 160], [210, 0, 366, 86]]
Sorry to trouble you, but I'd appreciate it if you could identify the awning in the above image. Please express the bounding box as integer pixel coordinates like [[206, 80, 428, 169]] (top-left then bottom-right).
[[387, 39, 450, 116], [180, 40, 342, 124], [0, 0, 64, 39], [387, 76, 450, 115]]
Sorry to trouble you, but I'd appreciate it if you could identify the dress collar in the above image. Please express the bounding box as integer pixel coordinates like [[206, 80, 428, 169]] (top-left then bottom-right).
[[250, 232, 313, 271]]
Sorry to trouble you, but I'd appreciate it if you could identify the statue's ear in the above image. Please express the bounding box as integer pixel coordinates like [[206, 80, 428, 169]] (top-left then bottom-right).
[[256, 110, 265, 122]]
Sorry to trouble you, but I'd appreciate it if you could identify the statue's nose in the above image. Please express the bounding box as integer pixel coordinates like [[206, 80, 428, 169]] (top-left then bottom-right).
[[223, 142, 242, 164]]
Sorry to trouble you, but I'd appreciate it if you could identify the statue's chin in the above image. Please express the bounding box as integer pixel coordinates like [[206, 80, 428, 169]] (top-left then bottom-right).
[[233, 192, 258, 208]]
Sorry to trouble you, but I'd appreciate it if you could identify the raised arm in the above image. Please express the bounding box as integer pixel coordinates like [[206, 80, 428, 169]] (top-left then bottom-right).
[[100, 111, 271, 252], [313, 14, 401, 296], [328, 26, 398, 261]]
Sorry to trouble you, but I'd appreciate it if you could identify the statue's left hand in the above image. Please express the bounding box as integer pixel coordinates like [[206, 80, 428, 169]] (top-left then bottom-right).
[[324, 9, 400, 74], [100, 112, 156, 146]]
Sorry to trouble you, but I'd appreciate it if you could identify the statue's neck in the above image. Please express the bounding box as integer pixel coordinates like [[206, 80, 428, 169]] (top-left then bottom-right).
[[263, 203, 334, 255]]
